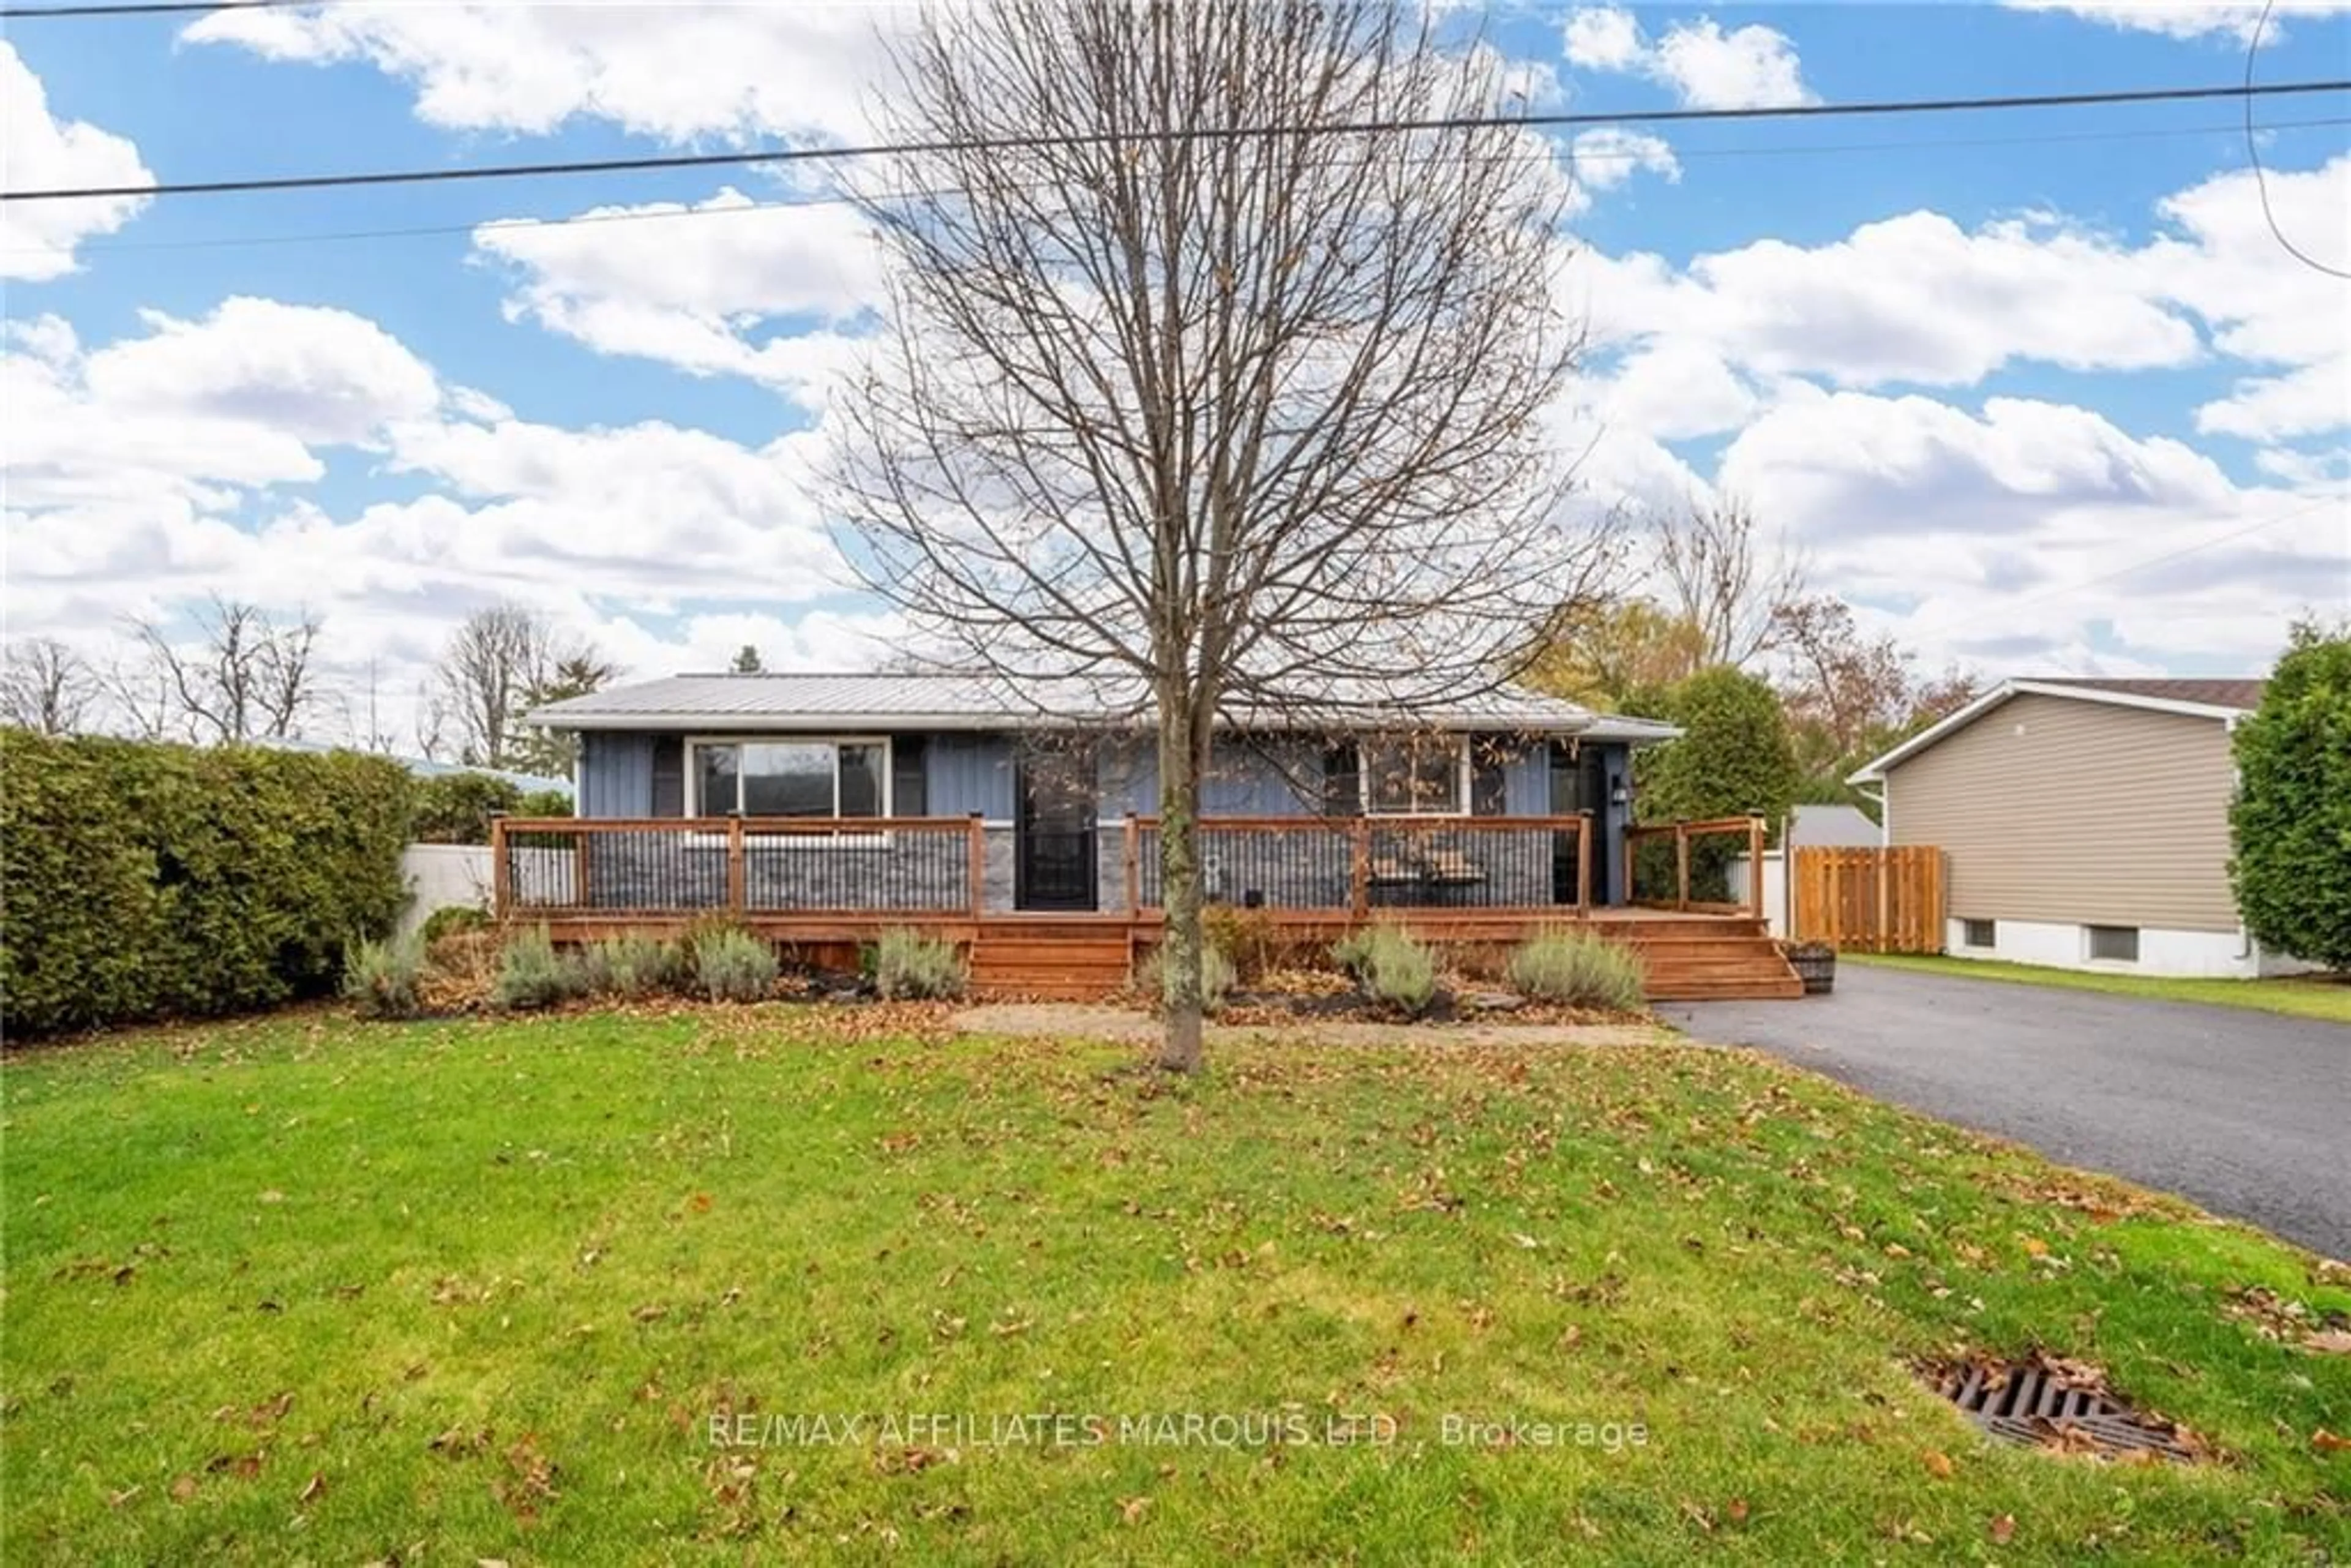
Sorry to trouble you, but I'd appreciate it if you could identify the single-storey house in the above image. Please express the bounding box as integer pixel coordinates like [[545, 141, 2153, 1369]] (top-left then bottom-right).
[[1848, 676, 2290, 978], [511, 671, 1805, 999], [531, 671, 1674, 915]]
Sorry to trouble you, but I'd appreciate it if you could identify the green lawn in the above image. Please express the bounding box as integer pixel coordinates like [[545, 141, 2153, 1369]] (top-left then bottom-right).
[[4, 1007, 2347, 1565], [1846, 952, 2351, 1024]]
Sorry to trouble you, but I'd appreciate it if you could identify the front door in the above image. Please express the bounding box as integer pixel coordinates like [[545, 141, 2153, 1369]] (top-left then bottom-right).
[[1015, 749, 1098, 912], [1550, 741, 1612, 905]]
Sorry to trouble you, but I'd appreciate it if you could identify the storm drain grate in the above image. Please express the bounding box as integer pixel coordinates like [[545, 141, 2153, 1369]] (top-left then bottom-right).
[[1925, 1359, 2203, 1463]]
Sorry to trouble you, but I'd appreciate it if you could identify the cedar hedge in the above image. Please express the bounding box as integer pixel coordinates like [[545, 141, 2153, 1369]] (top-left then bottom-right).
[[1, 730, 414, 1037]]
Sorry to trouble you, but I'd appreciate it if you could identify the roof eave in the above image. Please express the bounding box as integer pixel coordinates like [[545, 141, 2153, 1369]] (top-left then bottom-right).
[[1846, 677, 2251, 784]]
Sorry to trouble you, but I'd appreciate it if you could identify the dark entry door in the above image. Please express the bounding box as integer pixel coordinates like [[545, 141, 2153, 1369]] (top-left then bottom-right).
[[1015, 751, 1097, 912], [1550, 741, 1611, 905]]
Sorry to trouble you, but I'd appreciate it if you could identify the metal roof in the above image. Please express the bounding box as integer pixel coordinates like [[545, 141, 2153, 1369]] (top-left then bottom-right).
[[529, 671, 1662, 739]]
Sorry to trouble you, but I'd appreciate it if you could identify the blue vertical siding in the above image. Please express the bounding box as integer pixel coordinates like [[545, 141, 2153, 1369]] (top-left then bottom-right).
[[579, 732, 654, 817], [1498, 740, 1549, 817]]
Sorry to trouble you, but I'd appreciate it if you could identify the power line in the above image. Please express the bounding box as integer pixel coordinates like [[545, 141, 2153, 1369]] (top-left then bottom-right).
[[29, 112, 2350, 260], [1906, 497, 2347, 647], [2246, 0, 2351, 278], [7, 78, 2348, 204]]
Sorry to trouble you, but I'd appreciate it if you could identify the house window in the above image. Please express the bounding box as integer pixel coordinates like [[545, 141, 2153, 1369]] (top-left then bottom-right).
[[1962, 918, 1996, 950], [2087, 925, 2139, 963], [1358, 735, 1468, 816], [691, 740, 888, 818]]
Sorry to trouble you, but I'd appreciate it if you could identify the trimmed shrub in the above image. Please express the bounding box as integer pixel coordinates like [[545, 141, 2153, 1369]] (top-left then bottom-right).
[[492, 925, 585, 1011], [579, 934, 686, 998], [694, 929, 778, 1002], [874, 928, 966, 1000], [1134, 943, 1236, 1014], [1361, 926, 1436, 1014], [417, 904, 492, 945], [2232, 621, 2351, 970], [343, 934, 426, 1020], [1, 730, 412, 1037], [516, 788, 574, 820], [1506, 929, 1647, 1011], [410, 771, 523, 845]]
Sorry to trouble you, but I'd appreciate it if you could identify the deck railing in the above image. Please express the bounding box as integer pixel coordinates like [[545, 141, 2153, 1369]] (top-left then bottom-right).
[[1123, 814, 1592, 917], [492, 816, 987, 919], [1622, 814, 1767, 917]]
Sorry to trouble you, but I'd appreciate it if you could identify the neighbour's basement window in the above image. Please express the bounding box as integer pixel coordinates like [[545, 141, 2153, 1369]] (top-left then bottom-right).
[[1962, 918, 1995, 950], [2087, 925, 2140, 963]]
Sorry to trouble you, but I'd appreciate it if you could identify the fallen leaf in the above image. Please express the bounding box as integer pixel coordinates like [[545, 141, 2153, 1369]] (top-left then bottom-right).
[[1922, 1449, 1955, 1479], [1120, 1496, 1149, 1524], [1726, 1498, 1750, 1525], [2021, 1237, 2049, 1258], [298, 1472, 325, 1504], [2304, 1329, 2351, 1356], [1990, 1514, 2016, 1544], [169, 1475, 198, 1503], [2313, 1428, 2351, 1454]]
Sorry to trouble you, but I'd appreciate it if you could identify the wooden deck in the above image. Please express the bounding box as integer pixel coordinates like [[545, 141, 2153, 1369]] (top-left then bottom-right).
[[490, 814, 1800, 1001]]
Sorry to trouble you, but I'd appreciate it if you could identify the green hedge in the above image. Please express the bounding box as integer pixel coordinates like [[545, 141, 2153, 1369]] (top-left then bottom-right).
[[410, 771, 572, 844], [1, 730, 414, 1037]]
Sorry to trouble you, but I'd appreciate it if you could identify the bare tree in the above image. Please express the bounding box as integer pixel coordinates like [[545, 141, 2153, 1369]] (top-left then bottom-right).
[[1651, 497, 1806, 671], [831, 1, 1610, 1071], [0, 637, 100, 735], [128, 596, 326, 743], [434, 603, 615, 772]]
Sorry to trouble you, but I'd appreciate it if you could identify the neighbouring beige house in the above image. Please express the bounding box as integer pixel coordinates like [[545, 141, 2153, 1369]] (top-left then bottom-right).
[[1847, 677, 2298, 979]]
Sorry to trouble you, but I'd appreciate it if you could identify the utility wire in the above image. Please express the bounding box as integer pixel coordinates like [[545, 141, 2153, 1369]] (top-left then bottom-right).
[[2245, 0, 2351, 278], [7, 78, 2349, 204], [28, 113, 2350, 259], [1902, 497, 2346, 647]]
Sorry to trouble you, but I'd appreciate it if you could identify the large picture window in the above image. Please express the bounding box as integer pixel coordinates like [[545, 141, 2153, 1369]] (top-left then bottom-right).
[[1358, 735, 1468, 816], [692, 740, 888, 818]]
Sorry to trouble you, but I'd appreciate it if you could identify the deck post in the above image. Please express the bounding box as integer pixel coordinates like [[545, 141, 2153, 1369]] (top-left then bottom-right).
[[1349, 817, 1371, 919], [1578, 812, 1595, 916], [490, 812, 511, 922], [1123, 812, 1139, 915], [726, 814, 746, 913], [1674, 823, 1690, 912], [967, 812, 987, 920], [1747, 814, 1765, 921], [1622, 828, 1635, 910]]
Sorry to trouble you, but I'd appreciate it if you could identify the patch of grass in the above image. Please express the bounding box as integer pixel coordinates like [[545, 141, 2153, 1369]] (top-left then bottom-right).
[[4, 1013, 2348, 1564], [1848, 951, 2351, 1024]]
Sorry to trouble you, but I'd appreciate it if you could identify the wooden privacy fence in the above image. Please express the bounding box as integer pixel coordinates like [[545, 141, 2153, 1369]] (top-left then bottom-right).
[[1792, 846, 1944, 953]]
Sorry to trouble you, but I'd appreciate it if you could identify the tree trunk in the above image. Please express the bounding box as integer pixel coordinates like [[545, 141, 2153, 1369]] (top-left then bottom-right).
[[1155, 686, 1209, 1073]]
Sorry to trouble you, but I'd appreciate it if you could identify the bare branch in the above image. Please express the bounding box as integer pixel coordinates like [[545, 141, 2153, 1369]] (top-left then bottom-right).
[[0, 638, 100, 735]]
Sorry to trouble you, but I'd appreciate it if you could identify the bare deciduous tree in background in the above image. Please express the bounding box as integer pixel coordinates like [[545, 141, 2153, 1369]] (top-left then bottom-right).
[[1, 638, 100, 735], [435, 603, 616, 774], [1651, 497, 1806, 671], [831, 0, 1611, 1071], [126, 596, 325, 744]]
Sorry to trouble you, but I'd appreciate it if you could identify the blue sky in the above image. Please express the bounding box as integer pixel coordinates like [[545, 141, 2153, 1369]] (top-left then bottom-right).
[[5, 1, 2347, 745]]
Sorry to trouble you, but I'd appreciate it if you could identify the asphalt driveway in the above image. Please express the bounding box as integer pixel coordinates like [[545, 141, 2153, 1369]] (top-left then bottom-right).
[[1659, 963, 2351, 1261]]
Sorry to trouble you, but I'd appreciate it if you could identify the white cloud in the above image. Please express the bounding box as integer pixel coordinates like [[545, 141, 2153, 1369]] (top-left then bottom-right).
[[3, 299, 861, 723], [1562, 6, 1645, 70], [1558, 8, 1814, 108], [1562, 127, 1680, 216], [0, 43, 154, 280], [471, 189, 882, 399], [1998, 0, 2349, 43], [183, 2, 896, 144]]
